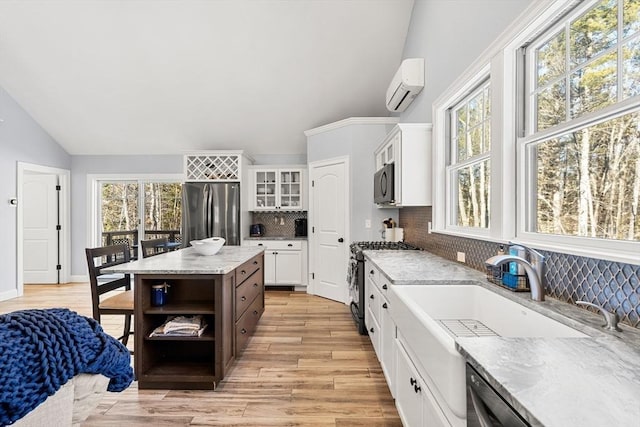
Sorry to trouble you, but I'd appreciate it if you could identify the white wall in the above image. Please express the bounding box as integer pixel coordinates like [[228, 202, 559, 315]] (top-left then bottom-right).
[[398, 0, 532, 122], [307, 120, 398, 242], [0, 86, 71, 298]]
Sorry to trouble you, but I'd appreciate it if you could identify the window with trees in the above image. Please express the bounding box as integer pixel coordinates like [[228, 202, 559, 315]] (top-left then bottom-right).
[[448, 79, 492, 230], [523, 0, 640, 242], [100, 181, 182, 255]]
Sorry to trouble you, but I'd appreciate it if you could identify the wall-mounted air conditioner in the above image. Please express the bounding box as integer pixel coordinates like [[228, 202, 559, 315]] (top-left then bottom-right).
[[386, 58, 424, 112]]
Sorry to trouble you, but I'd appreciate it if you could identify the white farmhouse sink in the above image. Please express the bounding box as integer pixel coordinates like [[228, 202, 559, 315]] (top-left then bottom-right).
[[388, 284, 587, 421]]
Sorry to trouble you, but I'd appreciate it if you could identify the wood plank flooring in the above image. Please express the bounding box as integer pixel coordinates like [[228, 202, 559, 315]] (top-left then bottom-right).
[[0, 284, 402, 426]]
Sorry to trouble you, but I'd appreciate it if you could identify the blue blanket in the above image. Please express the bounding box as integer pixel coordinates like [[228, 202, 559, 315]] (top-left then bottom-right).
[[0, 308, 133, 425]]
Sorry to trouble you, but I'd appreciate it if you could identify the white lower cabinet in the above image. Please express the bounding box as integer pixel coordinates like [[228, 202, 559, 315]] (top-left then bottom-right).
[[365, 262, 396, 397], [244, 240, 307, 287], [367, 306, 381, 355], [273, 250, 302, 283], [395, 333, 451, 427], [380, 298, 396, 396], [366, 261, 452, 427]]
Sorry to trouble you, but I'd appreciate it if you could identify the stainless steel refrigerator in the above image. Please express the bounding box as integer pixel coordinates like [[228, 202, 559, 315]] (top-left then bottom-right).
[[182, 182, 241, 246]]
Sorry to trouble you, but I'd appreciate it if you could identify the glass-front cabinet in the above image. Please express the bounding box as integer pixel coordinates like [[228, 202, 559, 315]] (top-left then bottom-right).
[[254, 169, 278, 210], [251, 168, 305, 211], [278, 170, 301, 209]]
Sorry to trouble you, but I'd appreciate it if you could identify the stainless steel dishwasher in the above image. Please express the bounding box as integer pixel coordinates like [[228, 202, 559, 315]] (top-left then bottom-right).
[[466, 363, 530, 427]]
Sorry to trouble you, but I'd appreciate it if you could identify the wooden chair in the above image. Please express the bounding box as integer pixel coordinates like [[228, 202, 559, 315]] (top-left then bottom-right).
[[140, 237, 169, 258], [85, 244, 134, 347]]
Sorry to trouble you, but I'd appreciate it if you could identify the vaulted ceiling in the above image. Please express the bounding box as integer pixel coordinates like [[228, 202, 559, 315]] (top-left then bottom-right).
[[0, 0, 414, 156]]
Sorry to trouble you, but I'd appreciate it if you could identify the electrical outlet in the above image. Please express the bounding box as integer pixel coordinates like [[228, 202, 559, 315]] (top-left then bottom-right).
[[457, 251, 466, 263], [365, 219, 371, 228], [427, 221, 432, 234]]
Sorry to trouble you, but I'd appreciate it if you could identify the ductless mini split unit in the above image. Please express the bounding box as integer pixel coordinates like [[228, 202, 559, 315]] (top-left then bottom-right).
[[386, 58, 424, 112]]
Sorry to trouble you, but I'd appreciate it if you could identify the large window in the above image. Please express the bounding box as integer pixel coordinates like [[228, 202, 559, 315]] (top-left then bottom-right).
[[524, 0, 640, 243], [447, 80, 492, 230]]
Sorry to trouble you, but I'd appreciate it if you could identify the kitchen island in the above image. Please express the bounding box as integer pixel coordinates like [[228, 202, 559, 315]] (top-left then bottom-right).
[[105, 246, 265, 390]]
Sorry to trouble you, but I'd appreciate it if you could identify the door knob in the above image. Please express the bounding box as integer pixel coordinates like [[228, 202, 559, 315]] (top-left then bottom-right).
[[338, 238, 344, 243]]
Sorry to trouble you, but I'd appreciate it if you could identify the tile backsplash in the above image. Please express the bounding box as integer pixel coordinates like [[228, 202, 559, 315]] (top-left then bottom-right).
[[399, 206, 640, 328], [250, 212, 307, 237]]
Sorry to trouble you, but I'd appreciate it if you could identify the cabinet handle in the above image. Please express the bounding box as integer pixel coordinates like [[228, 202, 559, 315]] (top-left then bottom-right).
[[414, 384, 422, 393], [253, 310, 258, 315], [369, 327, 374, 333], [370, 294, 374, 299], [241, 296, 247, 301], [410, 377, 417, 386], [253, 260, 259, 265], [382, 284, 388, 290], [370, 270, 374, 275], [241, 328, 247, 334], [382, 302, 388, 309], [253, 282, 259, 287], [241, 270, 246, 275], [288, 243, 293, 247], [258, 243, 264, 246]]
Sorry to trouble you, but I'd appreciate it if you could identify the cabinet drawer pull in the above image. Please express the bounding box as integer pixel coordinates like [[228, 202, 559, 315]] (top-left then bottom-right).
[[241, 296, 247, 301], [258, 243, 264, 246], [241, 328, 247, 334], [414, 384, 422, 393], [370, 294, 374, 299], [382, 302, 388, 309], [287, 243, 293, 247], [241, 270, 247, 275], [382, 284, 388, 290], [410, 377, 417, 386], [253, 282, 259, 287], [370, 270, 374, 275], [253, 310, 258, 315], [369, 327, 374, 333], [253, 260, 259, 265]]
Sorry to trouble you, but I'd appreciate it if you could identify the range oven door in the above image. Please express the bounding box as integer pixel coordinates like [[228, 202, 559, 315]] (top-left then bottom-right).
[[466, 364, 530, 427]]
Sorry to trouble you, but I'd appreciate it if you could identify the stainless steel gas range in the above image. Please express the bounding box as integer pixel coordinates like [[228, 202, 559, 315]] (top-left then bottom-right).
[[348, 241, 419, 335]]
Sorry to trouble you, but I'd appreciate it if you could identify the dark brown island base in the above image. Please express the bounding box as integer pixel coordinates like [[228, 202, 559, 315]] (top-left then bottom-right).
[[105, 246, 265, 389]]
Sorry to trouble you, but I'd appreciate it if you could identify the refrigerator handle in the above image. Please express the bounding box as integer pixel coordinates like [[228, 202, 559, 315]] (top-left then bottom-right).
[[206, 184, 213, 236]]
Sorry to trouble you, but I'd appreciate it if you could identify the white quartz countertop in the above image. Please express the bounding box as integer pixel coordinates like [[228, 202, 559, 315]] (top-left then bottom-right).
[[363, 249, 640, 427], [363, 250, 486, 285], [104, 246, 264, 275], [457, 337, 640, 427]]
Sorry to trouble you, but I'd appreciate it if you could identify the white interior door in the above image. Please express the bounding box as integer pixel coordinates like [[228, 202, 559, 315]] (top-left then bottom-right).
[[310, 158, 348, 302], [23, 173, 58, 284]]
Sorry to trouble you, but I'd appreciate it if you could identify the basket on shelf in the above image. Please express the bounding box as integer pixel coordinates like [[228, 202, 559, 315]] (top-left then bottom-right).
[[486, 265, 530, 292]]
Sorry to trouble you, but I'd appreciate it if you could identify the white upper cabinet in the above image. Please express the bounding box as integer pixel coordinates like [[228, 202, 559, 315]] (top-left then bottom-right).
[[249, 166, 306, 211], [374, 124, 432, 207]]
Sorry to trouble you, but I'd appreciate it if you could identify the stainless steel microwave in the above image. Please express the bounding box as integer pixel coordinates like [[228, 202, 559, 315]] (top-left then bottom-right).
[[374, 163, 394, 204]]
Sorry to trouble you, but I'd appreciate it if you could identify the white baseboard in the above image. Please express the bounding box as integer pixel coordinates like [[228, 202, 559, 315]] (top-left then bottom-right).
[[0, 289, 19, 302], [70, 274, 89, 283]]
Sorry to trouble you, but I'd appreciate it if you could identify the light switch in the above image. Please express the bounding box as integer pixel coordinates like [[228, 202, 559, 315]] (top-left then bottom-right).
[[457, 252, 466, 263]]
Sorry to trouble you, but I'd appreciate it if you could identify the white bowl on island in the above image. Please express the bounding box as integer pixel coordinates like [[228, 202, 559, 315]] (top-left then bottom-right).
[[190, 237, 225, 255]]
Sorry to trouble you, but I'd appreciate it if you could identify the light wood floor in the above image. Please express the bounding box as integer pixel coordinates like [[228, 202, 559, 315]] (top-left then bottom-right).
[[0, 284, 402, 426]]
